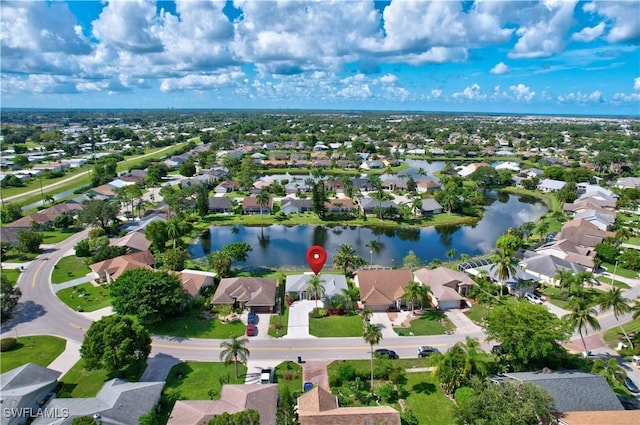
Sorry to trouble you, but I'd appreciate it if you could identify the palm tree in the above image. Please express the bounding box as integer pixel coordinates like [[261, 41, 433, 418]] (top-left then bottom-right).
[[520, 221, 536, 242], [360, 308, 372, 325], [615, 227, 632, 243], [219, 336, 250, 378], [307, 274, 326, 309], [536, 221, 550, 241], [591, 357, 627, 387], [573, 270, 593, 294], [445, 249, 457, 262], [564, 297, 601, 354], [460, 253, 470, 262], [363, 324, 382, 395], [633, 298, 640, 320], [598, 287, 633, 348], [416, 285, 432, 310], [333, 243, 367, 276], [490, 249, 516, 283], [256, 189, 270, 219], [402, 281, 422, 313], [166, 217, 189, 249], [554, 270, 575, 297], [341, 286, 360, 312], [365, 240, 383, 265], [411, 196, 423, 220], [370, 183, 392, 220]]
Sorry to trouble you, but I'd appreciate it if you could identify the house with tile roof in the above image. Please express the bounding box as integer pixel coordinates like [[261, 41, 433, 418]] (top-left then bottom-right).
[[110, 231, 151, 253], [208, 197, 233, 214], [573, 210, 615, 231], [297, 386, 401, 425], [242, 195, 273, 215], [212, 277, 277, 313], [556, 410, 640, 425], [495, 370, 623, 413], [556, 219, 613, 248], [167, 384, 278, 425], [413, 267, 475, 310], [353, 269, 413, 312], [177, 269, 216, 297], [0, 363, 61, 425], [89, 250, 156, 283], [535, 239, 596, 270], [33, 379, 164, 425]]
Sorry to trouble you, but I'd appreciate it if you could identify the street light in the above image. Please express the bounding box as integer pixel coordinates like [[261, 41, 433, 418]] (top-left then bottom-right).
[[369, 249, 373, 266]]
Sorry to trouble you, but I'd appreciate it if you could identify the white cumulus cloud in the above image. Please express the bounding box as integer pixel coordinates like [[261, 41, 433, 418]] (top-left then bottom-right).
[[634, 77, 640, 91], [453, 83, 486, 100], [571, 22, 605, 42], [509, 84, 536, 102], [490, 62, 510, 75], [584, 1, 640, 43]]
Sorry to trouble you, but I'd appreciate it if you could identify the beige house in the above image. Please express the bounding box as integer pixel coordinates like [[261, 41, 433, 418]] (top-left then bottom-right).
[[167, 384, 278, 425], [413, 267, 475, 310], [89, 250, 156, 283], [110, 231, 152, 253], [177, 269, 216, 297], [298, 386, 401, 425], [354, 269, 413, 312], [212, 277, 277, 313]]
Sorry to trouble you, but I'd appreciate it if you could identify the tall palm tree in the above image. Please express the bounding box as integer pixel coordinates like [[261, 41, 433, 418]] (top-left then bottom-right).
[[166, 217, 189, 249], [256, 189, 270, 219], [333, 243, 367, 276], [360, 308, 373, 325], [365, 240, 383, 265], [363, 324, 382, 395], [591, 357, 627, 387], [445, 249, 457, 262], [370, 183, 392, 220], [554, 270, 575, 297], [536, 221, 550, 241], [615, 227, 632, 243], [411, 196, 423, 220], [416, 285, 432, 310], [633, 298, 640, 320], [598, 287, 633, 348], [341, 286, 360, 312], [219, 336, 250, 378], [564, 297, 601, 354], [490, 249, 516, 283], [402, 281, 422, 312], [573, 270, 593, 294], [307, 274, 326, 309]]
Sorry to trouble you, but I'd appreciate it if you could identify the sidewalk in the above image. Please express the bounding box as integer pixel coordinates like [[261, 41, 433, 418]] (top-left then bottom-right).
[[52, 275, 93, 292], [47, 340, 81, 376], [80, 306, 114, 321]]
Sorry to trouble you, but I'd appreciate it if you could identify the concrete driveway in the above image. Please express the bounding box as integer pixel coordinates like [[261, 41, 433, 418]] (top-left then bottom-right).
[[283, 300, 316, 339], [370, 312, 400, 339], [241, 312, 271, 339], [244, 359, 282, 384]]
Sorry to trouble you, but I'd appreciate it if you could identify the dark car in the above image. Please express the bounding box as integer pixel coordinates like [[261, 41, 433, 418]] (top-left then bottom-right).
[[375, 349, 399, 359], [303, 382, 314, 392], [247, 312, 257, 324], [624, 377, 640, 394], [246, 323, 256, 336], [617, 395, 639, 410], [417, 346, 440, 358]]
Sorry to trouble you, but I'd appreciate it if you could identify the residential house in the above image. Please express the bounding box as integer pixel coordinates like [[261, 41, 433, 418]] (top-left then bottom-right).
[[354, 269, 413, 312], [32, 162, 70, 173], [563, 199, 616, 215], [556, 219, 613, 248], [416, 180, 441, 193], [0, 363, 61, 425], [263, 160, 287, 169], [285, 273, 348, 302], [242, 196, 273, 215], [537, 179, 567, 193], [413, 267, 474, 310], [418, 199, 443, 215], [181, 175, 215, 188], [523, 168, 544, 179], [89, 250, 156, 283], [88, 184, 117, 200], [556, 411, 640, 425], [0, 227, 22, 245], [110, 231, 152, 253], [208, 197, 233, 214], [494, 370, 623, 413], [380, 178, 407, 191], [5, 212, 57, 230], [456, 162, 489, 177], [535, 239, 596, 270], [178, 269, 216, 297], [494, 161, 521, 172], [573, 210, 615, 231], [297, 386, 401, 425], [615, 176, 640, 189], [360, 160, 383, 170], [325, 198, 356, 215], [214, 180, 239, 194], [519, 254, 588, 286], [280, 197, 313, 214], [212, 277, 277, 313], [576, 184, 617, 202], [32, 379, 164, 425], [360, 198, 398, 216]]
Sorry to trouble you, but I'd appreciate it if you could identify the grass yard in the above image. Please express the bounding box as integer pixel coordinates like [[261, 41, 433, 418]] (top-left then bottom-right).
[[602, 262, 639, 280], [599, 277, 631, 289], [626, 236, 640, 246], [59, 359, 146, 398], [40, 228, 83, 244], [164, 361, 246, 401], [0, 336, 66, 373], [397, 309, 454, 336], [147, 307, 246, 339], [269, 306, 289, 338], [51, 255, 91, 284], [465, 297, 519, 324], [274, 361, 303, 396], [57, 282, 111, 312], [603, 320, 640, 345], [2, 268, 21, 285], [542, 287, 602, 310], [309, 312, 363, 337]]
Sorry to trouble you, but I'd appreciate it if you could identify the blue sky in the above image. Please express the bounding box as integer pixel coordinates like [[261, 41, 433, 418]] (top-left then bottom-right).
[[1, 0, 639, 115]]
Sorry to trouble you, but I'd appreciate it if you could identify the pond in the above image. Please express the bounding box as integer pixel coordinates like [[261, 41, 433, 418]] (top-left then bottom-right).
[[188, 191, 547, 268]]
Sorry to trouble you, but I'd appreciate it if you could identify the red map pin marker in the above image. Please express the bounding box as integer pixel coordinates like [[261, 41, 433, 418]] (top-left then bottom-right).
[[306, 245, 327, 275]]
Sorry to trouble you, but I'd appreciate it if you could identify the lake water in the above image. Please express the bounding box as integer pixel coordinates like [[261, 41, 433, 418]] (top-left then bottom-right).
[[188, 191, 547, 268]]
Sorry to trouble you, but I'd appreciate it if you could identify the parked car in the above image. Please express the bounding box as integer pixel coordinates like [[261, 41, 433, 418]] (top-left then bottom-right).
[[260, 368, 273, 384], [303, 382, 314, 392], [617, 395, 639, 410], [624, 377, 640, 394], [417, 346, 440, 357], [247, 312, 257, 324], [524, 292, 544, 305], [375, 349, 399, 359], [246, 323, 256, 336], [587, 277, 601, 286]]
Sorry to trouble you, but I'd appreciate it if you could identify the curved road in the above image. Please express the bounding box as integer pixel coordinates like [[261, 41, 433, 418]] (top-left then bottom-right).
[[2, 230, 638, 364]]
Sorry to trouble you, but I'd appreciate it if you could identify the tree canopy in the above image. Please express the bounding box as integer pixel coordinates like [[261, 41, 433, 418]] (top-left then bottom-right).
[[110, 269, 187, 325], [80, 315, 151, 373], [1, 274, 21, 322], [77, 199, 120, 230]]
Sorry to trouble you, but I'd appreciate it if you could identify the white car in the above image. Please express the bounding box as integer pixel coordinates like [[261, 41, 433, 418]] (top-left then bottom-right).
[[524, 292, 544, 305]]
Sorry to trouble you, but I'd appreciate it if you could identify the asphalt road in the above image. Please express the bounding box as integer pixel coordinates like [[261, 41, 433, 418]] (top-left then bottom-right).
[[2, 230, 638, 364]]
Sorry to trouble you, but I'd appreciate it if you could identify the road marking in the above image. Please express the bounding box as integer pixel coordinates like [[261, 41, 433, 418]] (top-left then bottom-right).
[[69, 322, 83, 329], [31, 257, 49, 288], [151, 342, 450, 351]]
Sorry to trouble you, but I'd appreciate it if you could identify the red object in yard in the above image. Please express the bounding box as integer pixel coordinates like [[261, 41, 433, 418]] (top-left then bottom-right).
[[246, 323, 256, 336]]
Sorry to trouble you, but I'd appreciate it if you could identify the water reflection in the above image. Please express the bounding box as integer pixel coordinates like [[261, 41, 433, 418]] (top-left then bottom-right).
[[188, 191, 547, 268]]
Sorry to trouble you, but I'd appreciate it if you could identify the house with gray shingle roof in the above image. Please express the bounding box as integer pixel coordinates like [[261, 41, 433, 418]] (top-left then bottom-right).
[[0, 363, 61, 425], [212, 277, 277, 313], [537, 179, 567, 193], [519, 254, 588, 286], [285, 273, 348, 303], [31, 379, 164, 425], [496, 370, 623, 412]]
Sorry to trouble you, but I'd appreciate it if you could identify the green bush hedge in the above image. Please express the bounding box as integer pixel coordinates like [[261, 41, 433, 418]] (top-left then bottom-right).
[[1, 338, 18, 352]]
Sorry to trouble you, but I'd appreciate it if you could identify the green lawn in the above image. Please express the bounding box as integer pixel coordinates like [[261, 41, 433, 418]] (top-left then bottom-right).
[[599, 277, 631, 289], [602, 262, 639, 279], [59, 359, 146, 398], [541, 287, 602, 310], [269, 306, 289, 338], [0, 336, 66, 373], [40, 228, 83, 244], [626, 236, 640, 246], [51, 255, 91, 284], [274, 361, 303, 396], [147, 307, 246, 339], [398, 309, 455, 336], [603, 320, 640, 345], [164, 361, 246, 401], [56, 282, 111, 312], [2, 268, 21, 285], [466, 297, 518, 324], [309, 313, 363, 337]]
